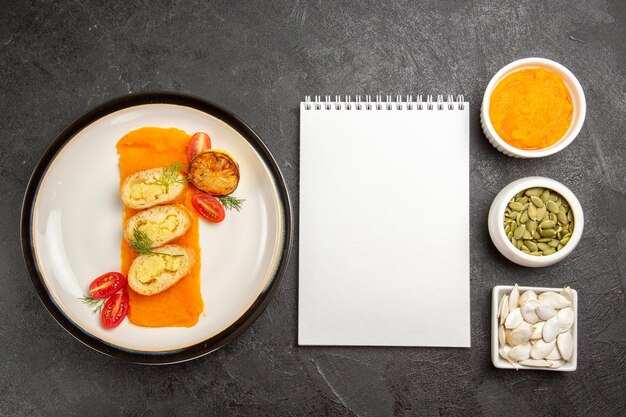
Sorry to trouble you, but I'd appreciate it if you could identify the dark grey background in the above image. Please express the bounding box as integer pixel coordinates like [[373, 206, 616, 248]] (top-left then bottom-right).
[[2, 1, 625, 416]]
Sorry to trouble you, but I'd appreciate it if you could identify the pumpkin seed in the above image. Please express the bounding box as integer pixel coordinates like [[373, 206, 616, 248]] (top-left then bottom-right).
[[503, 187, 574, 257], [546, 201, 559, 214], [525, 241, 538, 252], [507, 211, 519, 219], [536, 207, 547, 220], [525, 188, 543, 197], [531, 196, 545, 208], [537, 243, 552, 251], [520, 211, 529, 224]]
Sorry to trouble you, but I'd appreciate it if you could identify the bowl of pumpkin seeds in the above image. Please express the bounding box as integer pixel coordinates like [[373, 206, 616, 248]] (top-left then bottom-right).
[[488, 177, 584, 267]]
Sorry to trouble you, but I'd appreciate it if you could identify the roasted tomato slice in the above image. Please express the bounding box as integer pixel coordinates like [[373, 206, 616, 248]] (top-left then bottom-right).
[[187, 132, 212, 163], [188, 150, 240, 196], [101, 291, 129, 329], [89, 272, 127, 299], [192, 193, 225, 223]]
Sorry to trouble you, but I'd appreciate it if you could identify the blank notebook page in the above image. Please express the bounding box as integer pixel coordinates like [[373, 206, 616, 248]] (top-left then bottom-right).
[[299, 98, 470, 347]]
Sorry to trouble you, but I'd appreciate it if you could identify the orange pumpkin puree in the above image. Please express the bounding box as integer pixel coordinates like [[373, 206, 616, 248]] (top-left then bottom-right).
[[489, 68, 574, 150], [117, 127, 203, 327]]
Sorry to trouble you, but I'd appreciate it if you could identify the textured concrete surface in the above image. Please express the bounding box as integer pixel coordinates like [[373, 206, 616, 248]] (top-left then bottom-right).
[[1, 1, 625, 416]]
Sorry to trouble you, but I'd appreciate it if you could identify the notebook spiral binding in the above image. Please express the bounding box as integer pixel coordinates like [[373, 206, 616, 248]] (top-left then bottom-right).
[[304, 95, 465, 111]]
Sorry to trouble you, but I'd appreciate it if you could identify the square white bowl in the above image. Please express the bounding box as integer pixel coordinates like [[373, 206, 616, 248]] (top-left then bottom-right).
[[492, 285, 578, 371]]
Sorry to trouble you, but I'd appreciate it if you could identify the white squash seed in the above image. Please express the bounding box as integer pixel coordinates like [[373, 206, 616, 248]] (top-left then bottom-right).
[[498, 294, 509, 325], [509, 284, 520, 311], [530, 339, 556, 359], [519, 290, 537, 305], [505, 308, 523, 329], [520, 299, 541, 324], [538, 291, 571, 309], [543, 315, 561, 343], [557, 307, 575, 333], [536, 305, 557, 321], [557, 331, 574, 361], [506, 322, 532, 346], [498, 285, 576, 369]]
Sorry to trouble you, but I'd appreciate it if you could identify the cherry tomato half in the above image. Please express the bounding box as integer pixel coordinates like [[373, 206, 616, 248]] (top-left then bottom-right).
[[187, 132, 212, 163], [101, 291, 129, 329], [89, 272, 127, 299], [192, 193, 225, 223]]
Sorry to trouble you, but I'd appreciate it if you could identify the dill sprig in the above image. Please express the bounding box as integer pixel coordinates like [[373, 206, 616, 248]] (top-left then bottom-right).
[[80, 296, 106, 314], [153, 162, 186, 193], [129, 228, 182, 257], [217, 195, 245, 211]]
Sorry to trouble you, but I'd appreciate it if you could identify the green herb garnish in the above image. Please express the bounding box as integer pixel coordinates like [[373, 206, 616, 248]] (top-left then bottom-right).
[[153, 162, 186, 193], [80, 296, 106, 314], [217, 195, 245, 211], [129, 228, 182, 257]]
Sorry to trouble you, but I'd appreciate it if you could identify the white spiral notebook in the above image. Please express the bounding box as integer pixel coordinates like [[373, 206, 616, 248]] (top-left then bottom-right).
[[299, 95, 470, 347]]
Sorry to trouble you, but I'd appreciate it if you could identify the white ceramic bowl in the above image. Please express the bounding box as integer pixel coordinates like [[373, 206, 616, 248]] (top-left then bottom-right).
[[488, 177, 584, 267], [481, 57, 586, 158], [492, 285, 578, 372]]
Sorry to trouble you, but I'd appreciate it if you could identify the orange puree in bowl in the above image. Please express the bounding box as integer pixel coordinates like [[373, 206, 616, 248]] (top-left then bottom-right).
[[117, 127, 203, 327], [489, 68, 574, 150]]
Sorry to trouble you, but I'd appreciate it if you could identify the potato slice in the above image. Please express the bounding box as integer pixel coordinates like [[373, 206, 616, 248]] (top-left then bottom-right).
[[188, 150, 240, 196]]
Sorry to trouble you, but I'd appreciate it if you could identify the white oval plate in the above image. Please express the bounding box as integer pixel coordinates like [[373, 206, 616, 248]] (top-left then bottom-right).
[[22, 93, 292, 364]]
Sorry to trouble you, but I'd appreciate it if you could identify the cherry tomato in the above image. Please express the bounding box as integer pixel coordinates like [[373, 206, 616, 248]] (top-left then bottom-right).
[[101, 291, 129, 329], [192, 193, 225, 223], [187, 132, 211, 163], [89, 272, 127, 299]]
